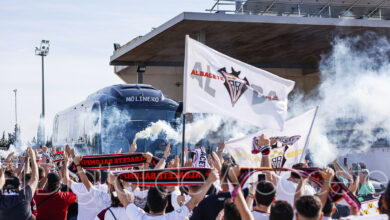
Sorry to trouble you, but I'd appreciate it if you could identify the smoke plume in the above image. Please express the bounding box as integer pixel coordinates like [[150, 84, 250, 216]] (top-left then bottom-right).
[[292, 33, 390, 166]]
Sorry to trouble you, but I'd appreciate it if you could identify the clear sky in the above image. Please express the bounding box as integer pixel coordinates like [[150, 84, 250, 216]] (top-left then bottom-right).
[[0, 0, 213, 143]]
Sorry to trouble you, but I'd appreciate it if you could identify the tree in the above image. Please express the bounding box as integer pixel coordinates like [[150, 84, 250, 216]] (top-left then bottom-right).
[[0, 131, 7, 149]]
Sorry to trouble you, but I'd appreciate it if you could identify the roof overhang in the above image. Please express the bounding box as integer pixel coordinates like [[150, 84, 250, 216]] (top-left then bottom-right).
[[110, 12, 390, 68]]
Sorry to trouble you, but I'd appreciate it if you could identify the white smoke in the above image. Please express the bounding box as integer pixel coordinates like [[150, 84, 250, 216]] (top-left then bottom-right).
[[185, 114, 223, 144], [132, 113, 258, 147], [293, 33, 390, 166], [133, 120, 181, 144], [0, 144, 25, 158]]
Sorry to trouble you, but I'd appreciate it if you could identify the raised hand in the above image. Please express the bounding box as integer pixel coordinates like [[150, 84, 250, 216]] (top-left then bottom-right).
[[130, 143, 137, 153], [70, 148, 75, 159], [143, 152, 153, 164], [217, 142, 225, 152], [177, 194, 186, 207], [185, 158, 193, 167], [207, 168, 219, 183], [27, 147, 36, 161], [320, 167, 335, 182], [65, 145, 71, 157], [74, 155, 83, 165], [209, 152, 222, 174], [173, 155, 180, 168], [163, 143, 171, 159], [107, 171, 116, 185], [257, 134, 270, 147], [5, 152, 14, 165], [63, 151, 69, 164], [167, 159, 175, 168]]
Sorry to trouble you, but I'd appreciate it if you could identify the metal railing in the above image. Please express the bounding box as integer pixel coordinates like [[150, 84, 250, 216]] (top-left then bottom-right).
[[206, 0, 389, 20]]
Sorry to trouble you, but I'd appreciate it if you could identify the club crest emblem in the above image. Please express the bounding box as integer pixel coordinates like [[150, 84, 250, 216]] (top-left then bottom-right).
[[218, 67, 249, 106]]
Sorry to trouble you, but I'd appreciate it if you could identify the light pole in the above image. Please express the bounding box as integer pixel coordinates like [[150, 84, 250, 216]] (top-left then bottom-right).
[[13, 89, 21, 146], [13, 89, 17, 127], [35, 40, 50, 145], [35, 40, 50, 118]]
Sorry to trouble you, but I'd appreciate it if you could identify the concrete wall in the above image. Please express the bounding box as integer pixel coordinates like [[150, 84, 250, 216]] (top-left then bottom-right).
[[115, 66, 320, 101], [116, 66, 183, 101]]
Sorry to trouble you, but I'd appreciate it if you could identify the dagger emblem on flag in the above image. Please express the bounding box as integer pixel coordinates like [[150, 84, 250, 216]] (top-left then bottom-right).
[[218, 67, 250, 106]]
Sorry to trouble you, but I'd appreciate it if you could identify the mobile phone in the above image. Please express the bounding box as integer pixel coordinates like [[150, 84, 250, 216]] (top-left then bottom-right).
[[258, 173, 266, 182], [343, 158, 347, 167]]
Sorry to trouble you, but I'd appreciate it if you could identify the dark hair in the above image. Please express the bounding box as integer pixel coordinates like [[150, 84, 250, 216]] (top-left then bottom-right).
[[4, 176, 20, 190], [109, 185, 123, 207], [147, 187, 168, 213], [291, 163, 304, 179], [223, 198, 241, 220], [296, 195, 322, 219], [4, 170, 14, 178], [270, 200, 293, 220], [255, 181, 276, 206], [322, 199, 334, 217], [47, 173, 61, 192], [358, 162, 366, 170], [85, 170, 101, 183]]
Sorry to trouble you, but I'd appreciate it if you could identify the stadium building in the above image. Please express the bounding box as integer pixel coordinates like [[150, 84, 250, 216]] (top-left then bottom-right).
[[109, 0, 390, 179], [109, 0, 390, 101]]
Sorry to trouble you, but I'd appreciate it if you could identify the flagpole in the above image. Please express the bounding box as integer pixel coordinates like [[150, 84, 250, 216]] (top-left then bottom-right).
[[299, 106, 319, 163], [181, 113, 186, 167]]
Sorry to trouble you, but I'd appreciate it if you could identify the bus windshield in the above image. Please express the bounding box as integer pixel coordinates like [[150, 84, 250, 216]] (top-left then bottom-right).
[[100, 105, 179, 155]]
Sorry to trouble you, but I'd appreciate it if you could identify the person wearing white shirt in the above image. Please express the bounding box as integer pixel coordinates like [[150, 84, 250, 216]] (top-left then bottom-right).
[[269, 200, 293, 220], [295, 195, 323, 220], [246, 180, 276, 220], [110, 169, 219, 220], [170, 187, 191, 211], [95, 174, 128, 220], [64, 155, 110, 220], [275, 175, 316, 206]]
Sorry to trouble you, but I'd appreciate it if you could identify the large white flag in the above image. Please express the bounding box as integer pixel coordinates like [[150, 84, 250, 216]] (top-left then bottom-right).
[[225, 107, 318, 168], [183, 35, 295, 130]]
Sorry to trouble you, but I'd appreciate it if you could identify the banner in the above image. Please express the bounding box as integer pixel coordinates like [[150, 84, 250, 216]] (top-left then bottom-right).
[[235, 167, 361, 211], [226, 107, 318, 169], [115, 168, 212, 186], [183, 35, 295, 130], [192, 148, 210, 168], [52, 151, 64, 163], [68, 153, 160, 173]]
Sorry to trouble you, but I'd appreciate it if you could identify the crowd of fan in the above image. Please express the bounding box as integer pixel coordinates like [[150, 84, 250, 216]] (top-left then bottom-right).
[[0, 136, 390, 220]]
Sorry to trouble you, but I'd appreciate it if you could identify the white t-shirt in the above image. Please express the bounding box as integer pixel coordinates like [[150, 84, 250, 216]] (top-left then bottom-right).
[[94, 207, 128, 220], [132, 187, 149, 209], [251, 210, 269, 220], [170, 189, 191, 210], [125, 203, 190, 220], [71, 182, 109, 220], [275, 178, 315, 206]]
